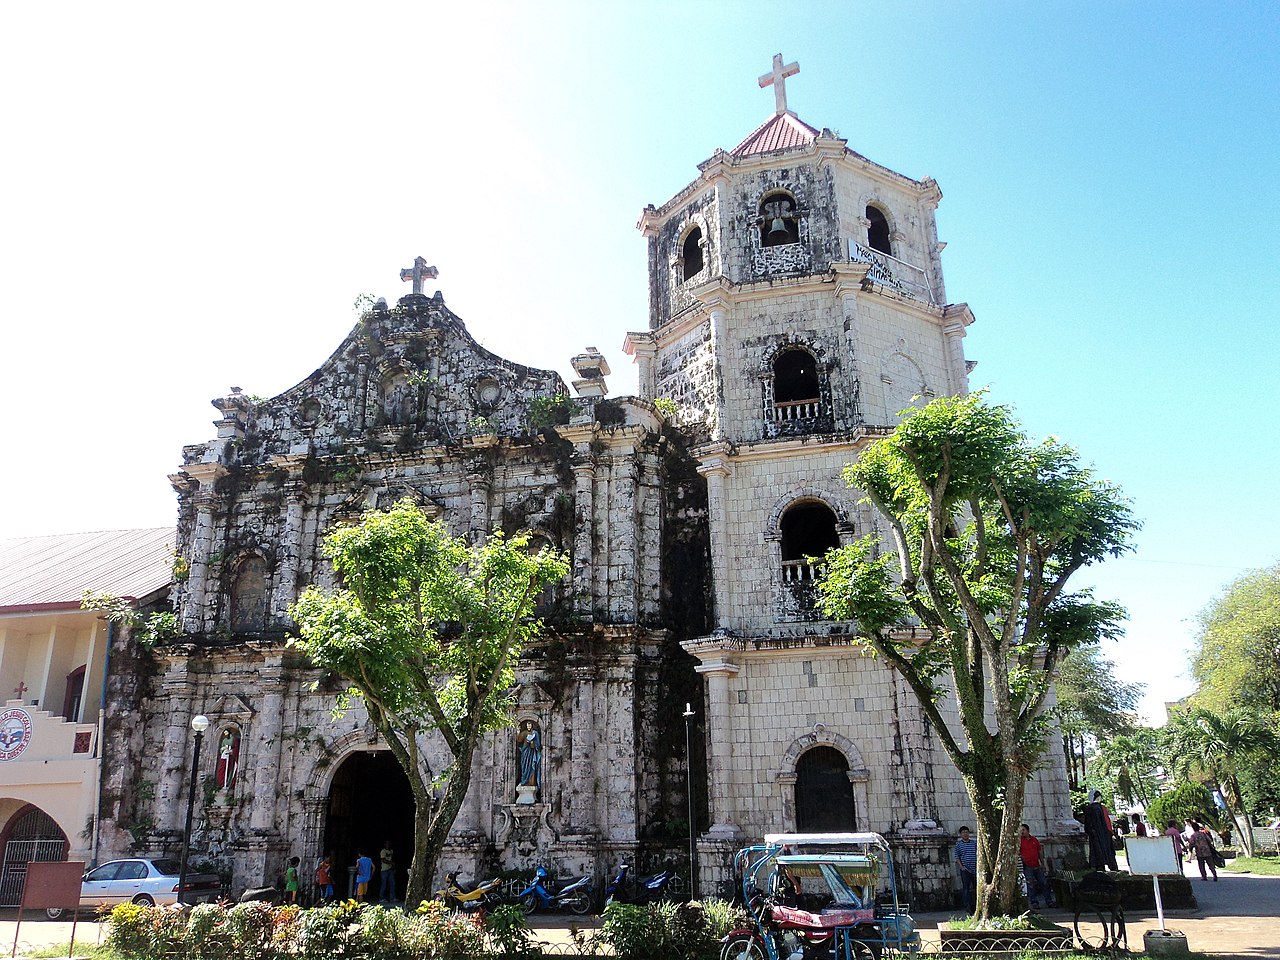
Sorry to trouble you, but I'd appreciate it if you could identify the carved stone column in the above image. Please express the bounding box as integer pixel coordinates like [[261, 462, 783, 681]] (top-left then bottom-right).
[[695, 656, 740, 833], [271, 479, 307, 622], [609, 452, 638, 621], [182, 466, 226, 633], [570, 456, 595, 617], [467, 461, 492, 543], [696, 448, 733, 629], [248, 658, 287, 834]]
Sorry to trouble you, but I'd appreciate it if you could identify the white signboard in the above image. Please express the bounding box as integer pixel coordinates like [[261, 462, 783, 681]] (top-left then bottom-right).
[[1125, 836, 1181, 876]]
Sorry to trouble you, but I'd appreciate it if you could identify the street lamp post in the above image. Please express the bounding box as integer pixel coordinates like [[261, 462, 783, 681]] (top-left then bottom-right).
[[178, 714, 209, 905], [683, 702, 697, 901]]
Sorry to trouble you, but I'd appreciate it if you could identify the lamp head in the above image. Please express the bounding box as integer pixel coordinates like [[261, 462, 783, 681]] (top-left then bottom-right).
[[191, 715, 210, 733]]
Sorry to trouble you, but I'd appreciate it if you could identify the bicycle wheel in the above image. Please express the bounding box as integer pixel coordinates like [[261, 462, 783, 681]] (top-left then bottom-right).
[[1074, 909, 1111, 950]]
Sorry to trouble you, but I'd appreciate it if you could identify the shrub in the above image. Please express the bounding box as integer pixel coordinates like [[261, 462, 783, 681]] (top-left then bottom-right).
[[1147, 782, 1221, 833], [599, 900, 718, 960], [699, 898, 748, 940]]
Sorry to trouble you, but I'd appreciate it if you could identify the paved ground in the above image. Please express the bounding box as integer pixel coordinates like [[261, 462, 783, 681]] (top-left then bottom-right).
[[1, 871, 1276, 957]]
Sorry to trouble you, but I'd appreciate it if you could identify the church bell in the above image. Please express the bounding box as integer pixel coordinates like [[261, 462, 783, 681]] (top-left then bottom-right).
[[769, 217, 790, 239]]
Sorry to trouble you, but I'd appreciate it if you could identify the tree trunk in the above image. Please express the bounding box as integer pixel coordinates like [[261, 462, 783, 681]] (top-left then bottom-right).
[[964, 760, 1031, 920], [403, 742, 476, 910]]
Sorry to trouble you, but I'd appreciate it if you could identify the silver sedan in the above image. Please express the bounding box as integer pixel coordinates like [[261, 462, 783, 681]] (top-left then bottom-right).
[[44, 858, 222, 918]]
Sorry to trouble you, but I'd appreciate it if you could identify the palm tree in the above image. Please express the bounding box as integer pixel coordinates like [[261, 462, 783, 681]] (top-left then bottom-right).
[[1163, 706, 1279, 856]]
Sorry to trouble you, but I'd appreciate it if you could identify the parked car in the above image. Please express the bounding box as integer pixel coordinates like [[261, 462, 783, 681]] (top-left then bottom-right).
[[44, 858, 222, 919]]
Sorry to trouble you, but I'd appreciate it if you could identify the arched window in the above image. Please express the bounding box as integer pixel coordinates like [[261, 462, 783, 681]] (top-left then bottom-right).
[[230, 557, 268, 633], [768, 353, 819, 409], [795, 746, 856, 832], [760, 192, 800, 247], [866, 205, 892, 256], [780, 501, 840, 582], [681, 227, 704, 280]]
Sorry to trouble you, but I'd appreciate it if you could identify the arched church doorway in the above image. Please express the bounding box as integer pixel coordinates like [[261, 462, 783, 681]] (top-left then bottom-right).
[[794, 746, 856, 832], [324, 751, 415, 900], [0, 804, 69, 906]]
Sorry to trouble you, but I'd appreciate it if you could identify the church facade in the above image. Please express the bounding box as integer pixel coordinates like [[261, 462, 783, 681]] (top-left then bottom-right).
[[97, 58, 1074, 908]]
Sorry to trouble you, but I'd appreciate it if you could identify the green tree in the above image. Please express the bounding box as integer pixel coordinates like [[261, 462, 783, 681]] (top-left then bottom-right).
[[1193, 564, 1280, 713], [290, 500, 569, 908], [1145, 781, 1219, 836], [1092, 727, 1162, 808], [816, 393, 1136, 919], [1054, 644, 1142, 791], [1163, 705, 1280, 856]]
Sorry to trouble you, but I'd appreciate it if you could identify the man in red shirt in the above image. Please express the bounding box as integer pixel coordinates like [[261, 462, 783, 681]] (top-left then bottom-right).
[[1020, 824, 1056, 908]]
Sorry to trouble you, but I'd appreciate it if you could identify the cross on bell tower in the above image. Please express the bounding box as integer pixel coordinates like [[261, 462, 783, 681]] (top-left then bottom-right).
[[758, 53, 800, 116], [400, 256, 439, 295]]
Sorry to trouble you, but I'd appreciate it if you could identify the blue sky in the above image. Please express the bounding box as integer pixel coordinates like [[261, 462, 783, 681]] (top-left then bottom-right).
[[1, 1, 1276, 721]]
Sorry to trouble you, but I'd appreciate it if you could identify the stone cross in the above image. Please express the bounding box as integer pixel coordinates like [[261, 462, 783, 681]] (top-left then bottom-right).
[[13, 681, 27, 698], [400, 256, 439, 295], [758, 53, 800, 115]]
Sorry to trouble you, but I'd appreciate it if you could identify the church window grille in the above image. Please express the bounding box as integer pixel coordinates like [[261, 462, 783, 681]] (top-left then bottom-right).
[[680, 226, 704, 280], [780, 501, 839, 584], [866, 205, 892, 256], [760, 192, 800, 247], [795, 746, 856, 832], [230, 557, 269, 633]]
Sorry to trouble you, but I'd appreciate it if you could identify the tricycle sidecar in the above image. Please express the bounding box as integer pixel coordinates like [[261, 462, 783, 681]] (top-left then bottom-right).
[[722, 832, 920, 960]]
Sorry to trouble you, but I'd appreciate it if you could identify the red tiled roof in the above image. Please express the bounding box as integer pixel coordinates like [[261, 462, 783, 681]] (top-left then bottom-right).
[[730, 112, 820, 158], [0, 528, 174, 612]]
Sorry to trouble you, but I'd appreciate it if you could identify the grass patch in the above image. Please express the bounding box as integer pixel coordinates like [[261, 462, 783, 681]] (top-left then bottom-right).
[[1224, 855, 1280, 875], [21, 945, 116, 959]]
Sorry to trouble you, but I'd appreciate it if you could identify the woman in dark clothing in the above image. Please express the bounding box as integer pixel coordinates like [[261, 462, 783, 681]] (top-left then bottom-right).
[[1082, 790, 1119, 871]]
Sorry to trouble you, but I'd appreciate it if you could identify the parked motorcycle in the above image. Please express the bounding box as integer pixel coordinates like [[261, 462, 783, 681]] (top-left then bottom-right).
[[604, 863, 675, 907], [436, 871, 504, 912], [518, 866, 593, 915]]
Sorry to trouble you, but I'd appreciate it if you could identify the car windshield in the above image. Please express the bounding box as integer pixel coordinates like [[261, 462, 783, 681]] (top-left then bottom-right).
[[151, 859, 182, 876]]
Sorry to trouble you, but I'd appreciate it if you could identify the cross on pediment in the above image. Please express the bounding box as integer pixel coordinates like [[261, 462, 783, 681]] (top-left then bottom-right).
[[13, 681, 28, 698], [758, 53, 800, 116], [400, 256, 439, 295]]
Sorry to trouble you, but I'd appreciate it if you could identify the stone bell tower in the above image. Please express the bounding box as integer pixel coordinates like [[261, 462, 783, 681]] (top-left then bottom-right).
[[625, 56, 1065, 909]]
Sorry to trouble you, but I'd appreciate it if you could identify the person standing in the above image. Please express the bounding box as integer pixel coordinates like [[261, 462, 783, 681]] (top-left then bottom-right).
[[1133, 812, 1148, 837], [285, 857, 301, 905], [954, 826, 978, 913], [316, 853, 334, 902], [1082, 790, 1119, 871], [355, 850, 374, 901], [1164, 821, 1187, 875], [1019, 824, 1056, 908], [1188, 821, 1220, 881], [379, 840, 397, 902]]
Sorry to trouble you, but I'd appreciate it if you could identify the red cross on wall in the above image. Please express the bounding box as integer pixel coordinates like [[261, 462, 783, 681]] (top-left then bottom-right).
[[13, 681, 28, 698]]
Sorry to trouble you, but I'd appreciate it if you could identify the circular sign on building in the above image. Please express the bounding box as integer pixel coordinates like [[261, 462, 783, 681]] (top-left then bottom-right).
[[0, 708, 33, 761]]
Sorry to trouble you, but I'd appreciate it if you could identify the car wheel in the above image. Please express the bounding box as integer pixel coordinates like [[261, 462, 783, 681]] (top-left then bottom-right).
[[132, 894, 156, 907], [44, 907, 66, 920]]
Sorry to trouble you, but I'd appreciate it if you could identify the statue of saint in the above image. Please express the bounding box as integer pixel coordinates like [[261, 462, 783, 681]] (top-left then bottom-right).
[[215, 729, 240, 791], [518, 720, 541, 790]]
